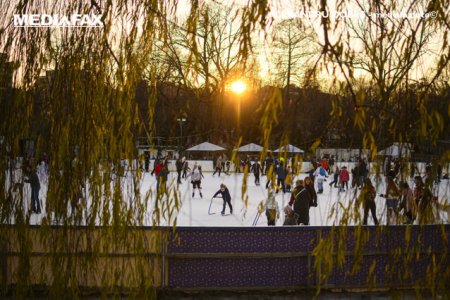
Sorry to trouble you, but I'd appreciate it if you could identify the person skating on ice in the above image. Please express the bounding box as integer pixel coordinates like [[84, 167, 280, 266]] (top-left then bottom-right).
[[251, 160, 261, 186], [264, 190, 279, 225], [212, 155, 223, 177], [175, 157, 183, 184], [213, 183, 233, 215], [187, 163, 204, 198], [24, 165, 41, 214], [313, 163, 329, 194]]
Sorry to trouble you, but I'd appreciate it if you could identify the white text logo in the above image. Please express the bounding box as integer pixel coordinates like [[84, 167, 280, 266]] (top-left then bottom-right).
[[13, 14, 103, 28]]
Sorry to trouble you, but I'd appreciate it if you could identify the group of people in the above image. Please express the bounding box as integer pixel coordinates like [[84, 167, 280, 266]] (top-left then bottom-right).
[[380, 174, 440, 225], [286, 177, 318, 225], [260, 176, 319, 226], [153, 156, 206, 199], [19, 149, 447, 228]]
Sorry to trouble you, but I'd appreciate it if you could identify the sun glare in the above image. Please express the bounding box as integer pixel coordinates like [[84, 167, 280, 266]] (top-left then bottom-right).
[[230, 80, 247, 94]]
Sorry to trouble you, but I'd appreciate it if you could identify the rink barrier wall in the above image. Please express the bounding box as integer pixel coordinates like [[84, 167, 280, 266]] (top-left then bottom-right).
[[2, 225, 449, 292], [166, 225, 450, 290], [1, 225, 168, 291]]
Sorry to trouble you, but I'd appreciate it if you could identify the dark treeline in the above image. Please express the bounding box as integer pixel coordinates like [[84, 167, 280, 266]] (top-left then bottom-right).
[[0, 70, 441, 158], [16, 70, 447, 158]]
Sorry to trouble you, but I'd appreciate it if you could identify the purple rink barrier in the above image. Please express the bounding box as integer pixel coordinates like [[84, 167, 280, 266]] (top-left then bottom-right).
[[166, 225, 450, 290]]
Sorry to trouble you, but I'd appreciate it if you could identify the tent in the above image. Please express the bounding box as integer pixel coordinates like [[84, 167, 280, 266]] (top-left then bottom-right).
[[186, 142, 226, 152], [378, 143, 412, 157], [274, 144, 304, 153], [235, 143, 264, 152]]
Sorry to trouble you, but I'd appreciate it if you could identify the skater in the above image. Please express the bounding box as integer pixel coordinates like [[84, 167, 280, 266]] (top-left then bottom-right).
[[329, 155, 335, 172], [291, 180, 310, 225], [150, 156, 159, 176], [264, 190, 279, 225], [225, 160, 231, 174], [399, 181, 414, 224], [329, 166, 340, 187], [414, 176, 436, 224], [182, 159, 190, 179], [265, 162, 276, 189], [176, 157, 183, 184], [276, 160, 287, 193], [380, 175, 400, 225], [358, 159, 368, 188], [153, 159, 162, 178], [212, 155, 222, 177], [321, 158, 329, 173], [285, 166, 293, 192], [264, 155, 273, 175], [251, 160, 261, 185], [313, 164, 328, 194], [24, 165, 41, 214], [188, 164, 204, 198], [144, 151, 150, 172], [156, 163, 169, 199], [339, 166, 350, 192], [213, 183, 233, 215], [359, 178, 379, 225]]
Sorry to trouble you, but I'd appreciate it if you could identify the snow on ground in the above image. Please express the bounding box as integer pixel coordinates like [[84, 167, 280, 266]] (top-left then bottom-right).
[[19, 168, 450, 227]]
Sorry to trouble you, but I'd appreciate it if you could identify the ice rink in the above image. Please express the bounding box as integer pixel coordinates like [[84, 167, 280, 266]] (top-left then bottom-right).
[[21, 167, 450, 227]]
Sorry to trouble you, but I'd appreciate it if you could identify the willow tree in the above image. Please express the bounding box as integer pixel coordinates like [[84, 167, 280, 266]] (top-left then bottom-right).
[[0, 0, 449, 298], [0, 0, 271, 298], [306, 0, 450, 295]]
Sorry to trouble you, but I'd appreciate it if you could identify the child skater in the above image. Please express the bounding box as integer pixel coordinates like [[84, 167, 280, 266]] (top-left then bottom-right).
[[213, 183, 233, 215]]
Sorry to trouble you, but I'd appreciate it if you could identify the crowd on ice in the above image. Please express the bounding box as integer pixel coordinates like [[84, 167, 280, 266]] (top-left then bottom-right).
[[12, 151, 449, 226], [147, 153, 448, 226]]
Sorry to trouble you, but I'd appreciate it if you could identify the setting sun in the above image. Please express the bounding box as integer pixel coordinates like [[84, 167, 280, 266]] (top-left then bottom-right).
[[230, 80, 247, 94]]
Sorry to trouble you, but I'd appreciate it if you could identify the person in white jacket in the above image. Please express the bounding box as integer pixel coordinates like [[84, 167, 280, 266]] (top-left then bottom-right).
[[264, 190, 279, 225], [313, 165, 329, 194], [187, 164, 204, 198]]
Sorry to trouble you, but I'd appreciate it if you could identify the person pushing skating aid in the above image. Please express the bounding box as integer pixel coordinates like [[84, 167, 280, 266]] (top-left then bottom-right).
[[213, 184, 233, 215]]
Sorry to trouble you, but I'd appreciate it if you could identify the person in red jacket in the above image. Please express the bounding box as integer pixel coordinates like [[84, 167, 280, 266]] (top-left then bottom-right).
[[339, 166, 350, 192], [154, 159, 162, 177], [321, 159, 329, 172]]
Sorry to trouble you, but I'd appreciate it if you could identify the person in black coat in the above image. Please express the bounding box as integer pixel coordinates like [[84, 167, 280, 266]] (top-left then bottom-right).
[[329, 166, 340, 188], [175, 157, 183, 184], [213, 184, 233, 215], [24, 166, 41, 214], [292, 180, 310, 225], [251, 161, 261, 186], [276, 161, 287, 193]]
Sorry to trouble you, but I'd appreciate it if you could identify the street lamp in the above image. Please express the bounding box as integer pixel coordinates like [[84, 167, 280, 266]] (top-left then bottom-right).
[[177, 117, 186, 156], [230, 80, 247, 137]]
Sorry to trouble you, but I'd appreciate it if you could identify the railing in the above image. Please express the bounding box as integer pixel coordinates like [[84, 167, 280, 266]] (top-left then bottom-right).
[[2, 225, 449, 293], [166, 225, 450, 290]]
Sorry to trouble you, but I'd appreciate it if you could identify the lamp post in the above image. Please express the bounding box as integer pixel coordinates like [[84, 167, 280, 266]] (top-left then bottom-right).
[[230, 80, 247, 137], [177, 118, 186, 156]]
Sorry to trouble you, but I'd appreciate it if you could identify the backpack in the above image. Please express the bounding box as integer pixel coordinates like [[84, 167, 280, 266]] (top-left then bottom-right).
[[319, 167, 326, 176]]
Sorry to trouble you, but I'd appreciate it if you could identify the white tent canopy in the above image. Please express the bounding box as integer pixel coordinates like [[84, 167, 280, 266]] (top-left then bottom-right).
[[236, 143, 264, 152], [274, 144, 304, 153], [378, 143, 412, 157], [186, 142, 226, 152]]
